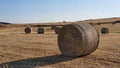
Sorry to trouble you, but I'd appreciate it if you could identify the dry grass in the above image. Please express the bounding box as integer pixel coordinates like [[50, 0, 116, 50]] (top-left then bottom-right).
[[94, 23, 120, 33], [0, 21, 120, 68]]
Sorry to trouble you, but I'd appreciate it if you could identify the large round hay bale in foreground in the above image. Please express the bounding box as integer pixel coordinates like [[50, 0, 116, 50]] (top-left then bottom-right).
[[24, 27, 32, 34], [58, 22, 99, 57], [38, 27, 45, 34], [101, 28, 109, 34]]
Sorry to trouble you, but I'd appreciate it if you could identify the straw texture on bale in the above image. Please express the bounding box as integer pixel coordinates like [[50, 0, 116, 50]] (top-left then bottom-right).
[[38, 27, 45, 34], [24, 27, 32, 34], [101, 28, 109, 34], [58, 22, 99, 57]]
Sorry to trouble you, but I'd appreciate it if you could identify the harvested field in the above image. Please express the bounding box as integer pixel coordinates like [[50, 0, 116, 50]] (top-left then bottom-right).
[[0, 22, 120, 68]]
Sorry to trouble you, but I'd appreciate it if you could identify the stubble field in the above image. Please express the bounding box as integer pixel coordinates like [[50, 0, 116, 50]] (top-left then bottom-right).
[[0, 23, 120, 68]]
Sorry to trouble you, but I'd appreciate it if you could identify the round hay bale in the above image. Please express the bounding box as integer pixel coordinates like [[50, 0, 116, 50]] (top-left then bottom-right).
[[24, 27, 32, 34], [55, 27, 61, 34], [101, 28, 109, 34], [112, 22, 116, 25], [63, 21, 66, 23], [97, 23, 101, 25], [38, 27, 45, 34], [89, 22, 93, 25], [58, 22, 99, 57], [51, 26, 56, 30]]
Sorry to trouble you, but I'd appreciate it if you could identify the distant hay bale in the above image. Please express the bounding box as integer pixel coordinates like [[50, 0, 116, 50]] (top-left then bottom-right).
[[63, 21, 66, 23], [38, 27, 45, 34], [58, 22, 99, 57], [51, 26, 56, 30], [89, 22, 93, 25], [112, 22, 116, 25], [24, 27, 32, 34], [101, 28, 109, 34], [97, 23, 101, 25], [55, 27, 61, 34]]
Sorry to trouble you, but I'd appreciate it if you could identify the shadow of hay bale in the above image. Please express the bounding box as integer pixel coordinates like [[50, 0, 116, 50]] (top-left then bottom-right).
[[0, 54, 76, 68]]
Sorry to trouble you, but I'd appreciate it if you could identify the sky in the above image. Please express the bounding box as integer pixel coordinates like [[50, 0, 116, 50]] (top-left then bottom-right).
[[0, 0, 120, 23]]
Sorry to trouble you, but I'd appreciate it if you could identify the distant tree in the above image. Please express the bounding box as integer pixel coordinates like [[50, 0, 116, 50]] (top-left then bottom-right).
[[0, 22, 10, 24]]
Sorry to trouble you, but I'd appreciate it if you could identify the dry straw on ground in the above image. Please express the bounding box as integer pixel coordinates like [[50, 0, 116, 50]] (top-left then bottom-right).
[[58, 22, 99, 57]]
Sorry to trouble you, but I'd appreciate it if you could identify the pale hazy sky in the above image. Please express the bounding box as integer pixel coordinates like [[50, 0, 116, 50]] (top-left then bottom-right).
[[0, 0, 120, 23]]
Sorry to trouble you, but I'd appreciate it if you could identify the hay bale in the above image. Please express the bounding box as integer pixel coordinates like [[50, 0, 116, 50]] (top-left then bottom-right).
[[58, 22, 99, 57], [97, 23, 101, 25], [63, 21, 66, 23], [89, 22, 93, 25], [112, 22, 116, 25], [55, 27, 61, 34], [101, 28, 109, 34], [38, 27, 45, 34], [24, 27, 32, 34], [51, 26, 56, 30]]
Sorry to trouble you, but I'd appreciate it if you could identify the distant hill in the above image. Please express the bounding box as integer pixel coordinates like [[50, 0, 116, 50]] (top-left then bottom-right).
[[0, 22, 11, 24], [78, 17, 120, 23]]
